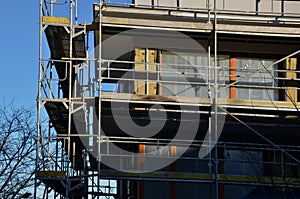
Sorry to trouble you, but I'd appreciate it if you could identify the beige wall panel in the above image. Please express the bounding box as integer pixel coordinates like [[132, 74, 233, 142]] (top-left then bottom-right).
[[258, 0, 282, 13], [156, 0, 177, 7], [285, 1, 300, 14], [216, 0, 224, 10], [135, 0, 299, 14], [134, 49, 158, 95], [135, 0, 152, 6], [286, 58, 298, 103], [135, 0, 177, 7], [224, 0, 255, 12], [147, 50, 157, 95], [179, 0, 206, 9], [258, 0, 272, 13], [272, 1, 282, 13], [135, 49, 146, 94]]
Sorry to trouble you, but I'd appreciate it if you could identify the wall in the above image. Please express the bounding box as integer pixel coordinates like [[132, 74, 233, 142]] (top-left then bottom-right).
[[134, 0, 300, 14]]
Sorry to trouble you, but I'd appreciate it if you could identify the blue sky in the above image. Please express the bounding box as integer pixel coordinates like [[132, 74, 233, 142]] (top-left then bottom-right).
[[0, 1, 130, 108], [0, 2, 39, 107]]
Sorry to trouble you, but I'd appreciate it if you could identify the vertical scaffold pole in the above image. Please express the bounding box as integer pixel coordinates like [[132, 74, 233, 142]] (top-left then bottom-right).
[[66, 0, 74, 198], [207, 0, 212, 177], [213, 0, 219, 198], [98, 1, 103, 198], [35, 0, 44, 198]]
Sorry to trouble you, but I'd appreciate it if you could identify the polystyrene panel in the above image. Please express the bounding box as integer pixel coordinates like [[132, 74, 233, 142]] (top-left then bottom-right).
[[216, 0, 225, 10], [258, 0, 300, 14], [224, 0, 256, 12], [156, 0, 177, 7], [258, 0, 273, 13], [179, 0, 207, 9], [272, 1, 282, 14], [135, 0, 294, 15], [258, 0, 281, 14], [135, 0, 152, 6], [285, 1, 300, 14], [135, 0, 177, 7]]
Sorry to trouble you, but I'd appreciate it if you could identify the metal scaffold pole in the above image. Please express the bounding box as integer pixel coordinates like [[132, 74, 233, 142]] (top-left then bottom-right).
[[97, 1, 103, 198], [213, 0, 219, 198], [35, 0, 44, 198], [66, 0, 74, 198]]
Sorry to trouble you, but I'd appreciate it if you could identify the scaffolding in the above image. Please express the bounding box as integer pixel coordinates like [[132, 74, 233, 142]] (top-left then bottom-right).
[[36, 0, 300, 198]]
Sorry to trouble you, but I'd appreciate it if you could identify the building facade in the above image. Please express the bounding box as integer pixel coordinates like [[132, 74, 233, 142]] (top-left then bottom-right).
[[36, 0, 300, 198]]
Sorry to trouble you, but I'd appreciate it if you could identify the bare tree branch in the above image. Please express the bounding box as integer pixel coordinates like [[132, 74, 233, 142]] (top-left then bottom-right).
[[0, 103, 36, 199]]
